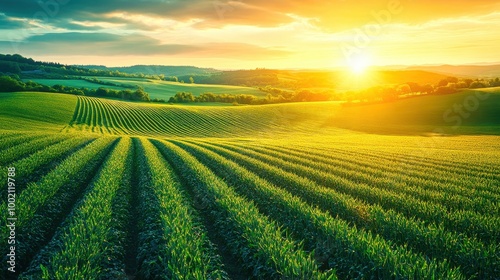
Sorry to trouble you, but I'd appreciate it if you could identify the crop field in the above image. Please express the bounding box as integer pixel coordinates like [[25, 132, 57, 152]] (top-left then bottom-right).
[[1, 91, 499, 279], [27, 77, 267, 100], [65, 96, 340, 137], [22, 79, 127, 91]]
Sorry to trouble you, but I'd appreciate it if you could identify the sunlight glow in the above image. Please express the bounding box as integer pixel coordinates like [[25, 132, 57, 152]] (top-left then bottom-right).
[[349, 52, 372, 75]]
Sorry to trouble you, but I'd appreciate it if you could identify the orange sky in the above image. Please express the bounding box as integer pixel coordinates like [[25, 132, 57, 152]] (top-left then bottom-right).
[[1, 0, 500, 68]]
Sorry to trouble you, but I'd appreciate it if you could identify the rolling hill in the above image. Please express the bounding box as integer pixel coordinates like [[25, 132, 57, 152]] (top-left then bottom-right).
[[79, 65, 219, 77], [2, 89, 499, 137], [330, 88, 500, 135], [25, 77, 267, 100], [1, 90, 499, 279], [407, 64, 500, 78], [0, 91, 76, 131]]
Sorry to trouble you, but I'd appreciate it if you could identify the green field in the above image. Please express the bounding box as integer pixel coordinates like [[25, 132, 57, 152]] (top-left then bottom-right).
[[27, 77, 267, 100], [0, 92, 77, 131], [333, 88, 500, 135], [1, 91, 499, 279], [60, 88, 500, 137], [23, 79, 127, 91]]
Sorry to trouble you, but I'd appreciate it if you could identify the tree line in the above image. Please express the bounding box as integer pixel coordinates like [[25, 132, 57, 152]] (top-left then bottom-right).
[[168, 90, 336, 105], [343, 77, 500, 104], [0, 54, 169, 80], [0, 75, 152, 102]]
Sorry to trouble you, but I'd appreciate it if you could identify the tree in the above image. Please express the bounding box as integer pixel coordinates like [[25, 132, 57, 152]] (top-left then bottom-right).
[[132, 86, 150, 101], [95, 87, 109, 97], [0, 61, 21, 74], [406, 82, 423, 93], [434, 86, 456, 94], [169, 92, 195, 103], [381, 86, 398, 101], [490, 77, 500, 87], [438, 79, 449, 87], [422, 84, 434, 94], [189, 76, 195, 84], [0, 76, 23, 92], [397, 84, 411, 95], [470, 81, 486, 89]]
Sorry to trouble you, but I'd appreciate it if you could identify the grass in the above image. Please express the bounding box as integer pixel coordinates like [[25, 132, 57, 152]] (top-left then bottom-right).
[[23, 79, 126, 91], [26, 77, 267, 100], [5, 89, 498, 137], [64, 89, 500, 137], [1, 90, 499, 279], [0, 92, 76, 131], [330, 89, 500, 135], [67, 96, 345, 137], [95, 77, 268, 99]]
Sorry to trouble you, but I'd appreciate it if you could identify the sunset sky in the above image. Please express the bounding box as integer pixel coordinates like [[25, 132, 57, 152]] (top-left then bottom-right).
[[1, 0, 500, 69]]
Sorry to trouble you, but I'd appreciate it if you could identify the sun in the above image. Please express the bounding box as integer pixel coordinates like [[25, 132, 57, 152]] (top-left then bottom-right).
[[349, 53, 372, 75]]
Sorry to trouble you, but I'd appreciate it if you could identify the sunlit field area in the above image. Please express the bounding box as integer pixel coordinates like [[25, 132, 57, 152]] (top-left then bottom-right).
[[1, 90, 499, 279], [2, 0, 500, 278]]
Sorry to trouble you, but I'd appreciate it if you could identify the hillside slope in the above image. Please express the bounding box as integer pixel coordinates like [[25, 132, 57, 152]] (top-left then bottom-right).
[[27, 77, 266, 100], [2, 90, 499, 137], [407, 64, 500, 77], [330, 89, 500, 135], [0, 92, 77, 131], [66, 89, 499, 137], [67, 96, 342, 137]]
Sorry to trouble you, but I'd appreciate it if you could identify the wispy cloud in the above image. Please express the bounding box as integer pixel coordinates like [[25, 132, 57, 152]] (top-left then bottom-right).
[[0, 0, 499, 67], [0, 13, 32, 29]]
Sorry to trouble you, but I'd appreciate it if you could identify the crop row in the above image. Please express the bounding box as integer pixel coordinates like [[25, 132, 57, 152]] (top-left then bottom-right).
[[20, 137, 132, 279], [256, 143, 500, 202], [69, 96, 289, 137], [134, 138, 227, 279], [0, 134, 71, 166], [173, 140, 465, 279], [1, 131, 497, 278], [1, 137, 117, 276], [183, 140, 498, 279], [0, 137, 117, 245], [231, 143, 499, 216], [8, 135, 228, 278], [208, 141, 499, 245], [312, 144, 500, 187], [0, 133, 41, 151], [0, 136, 96, 199], [152, 139, 332, 279]]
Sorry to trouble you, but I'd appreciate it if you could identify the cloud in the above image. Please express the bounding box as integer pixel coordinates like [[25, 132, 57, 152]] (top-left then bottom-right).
[[1, 0, 499, 32], [1, 0, 499, 68], [191, 42, 291, 59], [0, 13, 32, 29], [51, 19, 115, 31], [0, 31, 289, 60], [2, 32, 197, 55]]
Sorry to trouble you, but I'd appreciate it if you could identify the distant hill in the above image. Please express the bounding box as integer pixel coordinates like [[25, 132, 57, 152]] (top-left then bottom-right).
[[3, 54, 496, 92], [371, 70, 449, 86], [183, 69, 449, 89], [0, 54, 143, 78], [406, 64, 500, 78]]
